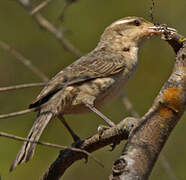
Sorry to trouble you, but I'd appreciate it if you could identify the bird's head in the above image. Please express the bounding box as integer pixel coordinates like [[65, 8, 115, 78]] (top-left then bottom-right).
[[99, 17, 164, 51]]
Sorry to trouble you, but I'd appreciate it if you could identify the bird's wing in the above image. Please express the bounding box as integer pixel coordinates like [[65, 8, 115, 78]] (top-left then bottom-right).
[[29, 53, 126, 108]]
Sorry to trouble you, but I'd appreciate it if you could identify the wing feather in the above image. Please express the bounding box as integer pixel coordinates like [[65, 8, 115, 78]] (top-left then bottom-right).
[[30, 52, 126, 108]]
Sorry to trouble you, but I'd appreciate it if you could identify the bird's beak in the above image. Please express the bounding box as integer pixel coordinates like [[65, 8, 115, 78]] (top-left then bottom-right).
[[147, 26, 177, 35]]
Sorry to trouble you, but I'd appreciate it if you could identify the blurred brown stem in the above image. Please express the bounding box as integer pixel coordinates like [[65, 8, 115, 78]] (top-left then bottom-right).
[[120, 93, 139, 118], [0, 131, 99, 164], [17, 0, 82, 57], [0, 109, 35, 119], [0, 41, 49, 82], [31, 0, 54, 15], [0, 82, 45, 92]]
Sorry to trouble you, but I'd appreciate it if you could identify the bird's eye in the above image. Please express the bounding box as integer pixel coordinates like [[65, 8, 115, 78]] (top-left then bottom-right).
[[133, 20, 141, 26]]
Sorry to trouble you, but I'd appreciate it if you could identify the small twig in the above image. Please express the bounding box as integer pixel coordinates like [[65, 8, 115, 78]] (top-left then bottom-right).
[[149, 0, 155, 23], [0, 82, 45, 92], [58, 0, 79, 22], [31, 0, 54, 15], [120, 93, 139, 118], [0, 131, 103, 167], [33, 13, 82, 57], [0, 41, 49, 82], [149, 0, 156, 24], [159, 155, 179, 180], [58, 2, 69, 22], [17, 0, 31, 7], [0, 109, 35, 119], [17, 0, 82, 57]]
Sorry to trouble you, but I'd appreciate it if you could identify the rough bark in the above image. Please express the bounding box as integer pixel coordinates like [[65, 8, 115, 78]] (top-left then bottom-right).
[[109, 32, 186, 180], [42, 117, 137, 180]]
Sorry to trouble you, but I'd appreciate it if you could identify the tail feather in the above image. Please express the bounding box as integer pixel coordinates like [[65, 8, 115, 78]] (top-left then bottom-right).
[[10, 110, 54, 172]]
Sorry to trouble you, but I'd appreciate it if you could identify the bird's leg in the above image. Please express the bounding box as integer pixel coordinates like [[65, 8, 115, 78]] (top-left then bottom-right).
[[85, 103, 119, 150], [84, 103, 115, 127], [58, 114, 81, 142]]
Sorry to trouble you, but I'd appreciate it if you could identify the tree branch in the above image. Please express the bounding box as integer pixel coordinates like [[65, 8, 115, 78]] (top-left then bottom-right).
[[0, 41, 49, 82], [0, 82, 45, 92], [120, 93, 140, 118], [0, 131, 102, 167], [31, 0, 55, 15], [17, 0, 82, 57], [120, 94, 179, 180], [109, 32, 186, 180], [42, 117, 138, 180], [0, 108, 35, 119], [159, 155, 179, 180]]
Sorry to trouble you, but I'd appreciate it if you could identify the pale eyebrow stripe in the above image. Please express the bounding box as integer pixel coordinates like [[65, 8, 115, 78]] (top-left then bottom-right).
[[110, 19, 131, 27]]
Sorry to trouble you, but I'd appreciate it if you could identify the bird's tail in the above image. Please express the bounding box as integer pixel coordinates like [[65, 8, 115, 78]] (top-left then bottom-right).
[[10, 110, 54, 172]]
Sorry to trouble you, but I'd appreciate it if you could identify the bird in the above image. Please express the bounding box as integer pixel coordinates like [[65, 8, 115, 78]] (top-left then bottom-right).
[[10, 16, 164, 171]]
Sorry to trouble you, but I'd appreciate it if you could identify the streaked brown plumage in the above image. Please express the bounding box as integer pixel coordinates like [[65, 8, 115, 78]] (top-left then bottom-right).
[[10, 17, 163, 171]]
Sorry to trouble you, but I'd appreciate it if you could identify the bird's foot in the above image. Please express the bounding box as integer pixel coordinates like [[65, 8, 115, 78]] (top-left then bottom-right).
[[72, 133, 82, 144], [109, 140, 121, 151], [97, 124, 110, 135], [97, 124, 120, 151]]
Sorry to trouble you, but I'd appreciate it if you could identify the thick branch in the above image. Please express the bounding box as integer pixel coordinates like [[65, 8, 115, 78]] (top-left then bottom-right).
[[109, 32, 186, 180], [120, 92, 179, 180], [42, 117, 137, 180]]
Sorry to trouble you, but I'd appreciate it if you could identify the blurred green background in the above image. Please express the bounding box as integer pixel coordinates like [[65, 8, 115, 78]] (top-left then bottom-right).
[[0, 0, 185, 179]]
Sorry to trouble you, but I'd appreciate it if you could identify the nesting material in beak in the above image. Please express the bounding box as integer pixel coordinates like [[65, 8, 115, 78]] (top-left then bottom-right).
[[148, 25, 177, 35]]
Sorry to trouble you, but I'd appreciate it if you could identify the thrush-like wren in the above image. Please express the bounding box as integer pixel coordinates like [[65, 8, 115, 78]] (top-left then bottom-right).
[[10, 17, 169, 171]]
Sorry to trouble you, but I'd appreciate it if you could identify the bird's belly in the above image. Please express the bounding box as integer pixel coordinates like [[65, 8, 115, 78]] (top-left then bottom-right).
[[94, 77, 126, 105], [64, 70, 131, 114]]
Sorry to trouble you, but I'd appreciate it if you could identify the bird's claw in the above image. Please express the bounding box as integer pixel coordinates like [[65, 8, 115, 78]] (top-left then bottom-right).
[[109, 139, 121, 151], [84, 155, 89, 164], [97, 124, 110, 136], [109, 143, 117, 151], [71, 137, 83, 148]]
